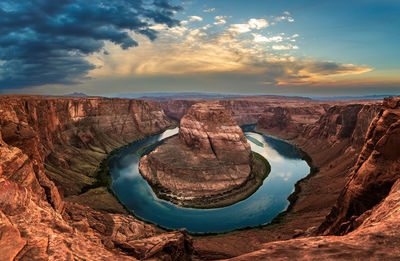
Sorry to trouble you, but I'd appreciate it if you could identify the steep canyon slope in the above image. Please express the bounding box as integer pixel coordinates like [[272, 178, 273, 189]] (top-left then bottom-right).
[[225, 97, 400, 260], [194, 99, 381, 259], [0, 96, 192, 260]]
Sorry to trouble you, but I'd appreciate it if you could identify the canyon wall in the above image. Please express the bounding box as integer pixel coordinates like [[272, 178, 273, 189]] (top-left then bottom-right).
[[256, 105, 327, 139], [0, 96, 173, 212], [226, 97, 400, 260], [194, 100, 381, 259], [0, 96, 193, 260], [161, 96, 319, 125], [318, 97, 400, 235], [2, 95, 398, 260]]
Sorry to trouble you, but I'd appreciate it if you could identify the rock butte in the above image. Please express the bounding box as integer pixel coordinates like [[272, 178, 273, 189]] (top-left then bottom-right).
[[139, 103, 261, 207]]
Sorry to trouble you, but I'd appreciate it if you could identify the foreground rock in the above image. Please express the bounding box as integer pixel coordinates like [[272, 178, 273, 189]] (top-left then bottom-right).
[[139, 103, 267, 207]]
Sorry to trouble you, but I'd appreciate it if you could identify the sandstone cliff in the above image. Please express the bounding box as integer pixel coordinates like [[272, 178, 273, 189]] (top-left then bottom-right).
[[0, 96, 193, 260], [256, 106, 326, 139], [2, 94, 398, 260], [318, 97, 400, 235], [0, 96, 173, 212], [139, 103, 260, 207], [161, 96, 317, 125], [224, 97, 400, 260], [194, 101, 380, 259]]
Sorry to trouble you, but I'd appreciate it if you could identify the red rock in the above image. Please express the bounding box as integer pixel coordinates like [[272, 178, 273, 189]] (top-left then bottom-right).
[[0, 96, 192, 260], [139, 103, 253, 205], [318, 97, 400, 235]]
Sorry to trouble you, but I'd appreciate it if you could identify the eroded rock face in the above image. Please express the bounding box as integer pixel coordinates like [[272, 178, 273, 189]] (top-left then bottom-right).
[[318, 97, 400, 235], [139, 103, 253, 205], [0, 96, 173, 211], [0, 96, 192, 260], [161, 96, 319, 125], [256, 106, 326, 139], [179, 103, 251, 164]]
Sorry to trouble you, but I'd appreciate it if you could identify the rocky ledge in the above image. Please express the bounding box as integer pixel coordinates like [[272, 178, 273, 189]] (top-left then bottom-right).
[[139, 103, 270, 208]]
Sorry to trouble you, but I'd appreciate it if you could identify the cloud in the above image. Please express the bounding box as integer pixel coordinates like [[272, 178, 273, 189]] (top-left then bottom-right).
[[204, 8, 216, 13], [229, 18, 269, 34], [275, 12, 295, 23], [188, 16, 203, 22], [86, 21, 371, 88], [0, 0, 182, 89], [248, 19, 269, 29], [253, 34, 283, 43], [214, 16, 228, 25], [272, 45, 299, 50]]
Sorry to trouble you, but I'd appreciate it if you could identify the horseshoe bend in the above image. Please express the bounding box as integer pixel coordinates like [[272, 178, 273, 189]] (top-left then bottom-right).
[[1, 94, 400, 260], [138, 103, 270, 208]]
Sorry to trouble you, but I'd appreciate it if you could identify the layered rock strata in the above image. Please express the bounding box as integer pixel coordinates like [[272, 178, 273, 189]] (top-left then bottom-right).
[[161, 96, 321, 125], [194, 101, 380, 259], [139, 103, 260, 207], [0, 96, 194, 260], [224, 97, 400, 260], [318, 97, 400, 235], [0, 96, 173, 212]]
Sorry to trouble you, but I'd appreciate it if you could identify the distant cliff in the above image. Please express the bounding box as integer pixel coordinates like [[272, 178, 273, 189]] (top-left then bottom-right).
[[161, 96, 317, 125]]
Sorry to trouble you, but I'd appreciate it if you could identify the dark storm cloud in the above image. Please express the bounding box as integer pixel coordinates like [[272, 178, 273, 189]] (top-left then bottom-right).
[[0, 0, 182, 89]]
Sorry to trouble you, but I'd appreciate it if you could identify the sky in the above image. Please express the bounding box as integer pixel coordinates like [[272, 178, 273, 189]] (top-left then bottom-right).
[[0, 0, 399, 96]]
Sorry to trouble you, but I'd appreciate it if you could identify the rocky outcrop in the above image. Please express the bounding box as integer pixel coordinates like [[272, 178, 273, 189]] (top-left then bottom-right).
[[179, 103, 252, 163], [0, 96, 193, 260], [139, 103, 258, 207], [300, 104, 379, 148], [318, 97, 400, 235]]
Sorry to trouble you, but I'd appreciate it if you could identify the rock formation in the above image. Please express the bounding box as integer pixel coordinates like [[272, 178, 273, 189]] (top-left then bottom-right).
[[139, 103, 260, 207], [0, 96, 173, 212], [161, 96, 318, 125], [194, 101, 380, 259], [318, 97, 400, 235], [2, 94, 400, 260], [223, 97, 400, 260], [0, 96, 193, 260], [256, 106, 326, 139]]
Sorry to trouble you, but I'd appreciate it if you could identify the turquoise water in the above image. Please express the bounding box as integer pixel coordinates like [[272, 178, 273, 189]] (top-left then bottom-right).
[[109, 126, 310, 233]]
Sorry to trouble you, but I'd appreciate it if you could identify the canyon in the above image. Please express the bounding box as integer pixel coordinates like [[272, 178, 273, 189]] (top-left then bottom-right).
[[1, 94, 399, 260]]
